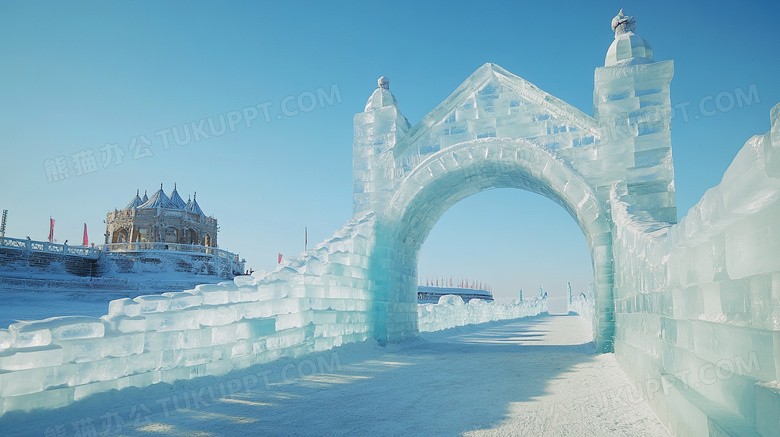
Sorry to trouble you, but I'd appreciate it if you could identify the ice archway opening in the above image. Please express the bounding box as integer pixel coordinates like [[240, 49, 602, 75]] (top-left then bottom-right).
[[417, 187, 593, 312], [369, 138, 615, 352]]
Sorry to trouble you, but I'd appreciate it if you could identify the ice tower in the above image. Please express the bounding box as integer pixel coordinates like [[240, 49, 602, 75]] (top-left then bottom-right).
[[594, 9, 676, 223], [353, 76, 411, 216]]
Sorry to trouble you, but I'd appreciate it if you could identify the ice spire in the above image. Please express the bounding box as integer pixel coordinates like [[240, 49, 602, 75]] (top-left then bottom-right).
[[185, 191, 204, 215], [139, 184, 175, 209], [125, 189, 144, 209], [168, 182, 187, 209], [364, 76, 405, 111]]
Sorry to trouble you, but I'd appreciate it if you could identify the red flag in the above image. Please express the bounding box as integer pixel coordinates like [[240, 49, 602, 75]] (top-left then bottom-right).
[[82, 223, 88, 246], [48, 218, 55, 243], [278, 253, 283, 264]]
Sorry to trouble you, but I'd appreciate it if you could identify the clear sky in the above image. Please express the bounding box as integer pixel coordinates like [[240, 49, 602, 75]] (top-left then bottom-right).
[[1, 1, 778, 303]]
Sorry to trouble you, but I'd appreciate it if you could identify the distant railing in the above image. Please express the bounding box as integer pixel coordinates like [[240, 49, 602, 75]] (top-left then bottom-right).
[[100, 242, 239, 261], [0, 236, 102, 259]]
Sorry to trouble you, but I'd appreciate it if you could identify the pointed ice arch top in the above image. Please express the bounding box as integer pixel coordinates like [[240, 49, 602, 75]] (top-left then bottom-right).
[[393, 63, 600, 162]]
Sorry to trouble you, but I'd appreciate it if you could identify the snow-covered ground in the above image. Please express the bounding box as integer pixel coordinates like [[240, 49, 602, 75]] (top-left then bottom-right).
[[0, 315, 669, 436]]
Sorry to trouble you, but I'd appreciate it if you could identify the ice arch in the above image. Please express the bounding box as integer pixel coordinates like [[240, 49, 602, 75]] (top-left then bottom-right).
[[368, 138, 614, 350]]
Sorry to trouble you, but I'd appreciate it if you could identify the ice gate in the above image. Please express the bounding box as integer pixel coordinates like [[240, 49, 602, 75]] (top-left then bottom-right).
[[1, 11, 779, 436], [356, 13, 678, 352], [358, 55, 675, 352]]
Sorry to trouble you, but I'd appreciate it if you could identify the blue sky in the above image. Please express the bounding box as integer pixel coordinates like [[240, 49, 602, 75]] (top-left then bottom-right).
[[1, 1, 778, 303]]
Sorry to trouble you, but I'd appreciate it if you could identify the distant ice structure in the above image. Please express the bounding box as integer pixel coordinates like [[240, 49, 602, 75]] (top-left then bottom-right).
[[418, 295, 546, 332], [568, 284, 594, 338]]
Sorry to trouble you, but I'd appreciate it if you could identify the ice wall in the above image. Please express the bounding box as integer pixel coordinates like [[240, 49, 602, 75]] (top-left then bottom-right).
[[0, 210, 546, 416], [569, 286, 595, 339], [0, 214, 379, 415], [610, 103, 780, 436], [418, 295, 546, 332]]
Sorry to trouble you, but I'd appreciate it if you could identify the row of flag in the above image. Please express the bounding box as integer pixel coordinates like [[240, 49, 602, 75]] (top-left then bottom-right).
[[419, 276, 492, 292], [47, 218, 90, 246]]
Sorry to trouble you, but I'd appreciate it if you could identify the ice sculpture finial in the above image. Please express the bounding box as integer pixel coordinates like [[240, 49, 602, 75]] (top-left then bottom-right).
[[611, 9, 636, 36], [364, 76, 402, 111], [604, 9, 653, 66]]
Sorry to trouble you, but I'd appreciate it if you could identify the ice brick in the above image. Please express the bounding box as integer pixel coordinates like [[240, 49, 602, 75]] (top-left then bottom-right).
[[198, 305, 239, 327], [101, 314, 146, 334], [166, 292, 204, 311], [0, 345, 63, 371], [133, 295, 171, 313], [108, 298, 141, 317]]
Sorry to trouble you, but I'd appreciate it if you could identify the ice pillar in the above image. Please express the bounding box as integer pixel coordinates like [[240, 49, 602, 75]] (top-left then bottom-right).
[[594, 10, 677, 223], [352, 77, 411, 217]]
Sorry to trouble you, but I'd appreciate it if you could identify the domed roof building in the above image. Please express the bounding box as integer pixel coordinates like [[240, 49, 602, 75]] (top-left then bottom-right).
[[105, 184, 217, 248]]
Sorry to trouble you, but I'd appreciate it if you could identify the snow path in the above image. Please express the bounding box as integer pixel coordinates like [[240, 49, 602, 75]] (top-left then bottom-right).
[[1, 315, 669, 436]]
